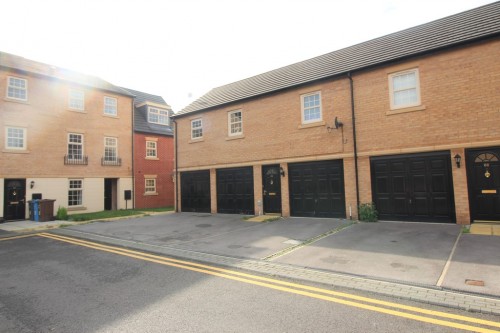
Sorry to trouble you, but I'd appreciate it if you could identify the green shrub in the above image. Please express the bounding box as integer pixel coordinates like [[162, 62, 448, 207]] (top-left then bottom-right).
[[359, 203, 378, 222], [56, 206, 68, 220]]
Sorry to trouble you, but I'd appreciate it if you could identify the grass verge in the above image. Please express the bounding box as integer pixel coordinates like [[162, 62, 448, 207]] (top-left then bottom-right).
[[67, 207, 174, 222]]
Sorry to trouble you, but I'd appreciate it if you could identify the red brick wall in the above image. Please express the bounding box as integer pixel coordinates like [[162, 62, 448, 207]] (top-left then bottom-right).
[[134, 133, 174, 208]]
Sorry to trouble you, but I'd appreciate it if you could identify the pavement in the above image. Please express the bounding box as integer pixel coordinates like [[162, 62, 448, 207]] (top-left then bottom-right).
[[1, 213, 500, 315]]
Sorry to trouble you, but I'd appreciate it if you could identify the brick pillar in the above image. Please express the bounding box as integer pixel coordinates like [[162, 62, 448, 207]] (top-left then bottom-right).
[[451, 148, 470, 224], [253, 165, 263, 216], [210, 168, 217, 214], [280, 163, 290, 217]]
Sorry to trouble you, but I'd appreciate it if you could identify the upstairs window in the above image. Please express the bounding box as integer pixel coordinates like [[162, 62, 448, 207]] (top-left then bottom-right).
[[191, 118, 203, 139], [69, 89, 85, 111], [301, 92, 322, 124], [104, 137, 118, 161], [148, 107, 169, 125], [7, 76, 27, 101], [146, 141, 157, 158], [68, 133, 84, 160], [5, 127, 27, 150], [104, 97, 117, 116], [228, 110, 243, 136], [389, 69, 421, 110]]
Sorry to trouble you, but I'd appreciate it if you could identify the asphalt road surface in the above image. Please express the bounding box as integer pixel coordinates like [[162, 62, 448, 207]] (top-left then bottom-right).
[[0, 233, 498, 333]]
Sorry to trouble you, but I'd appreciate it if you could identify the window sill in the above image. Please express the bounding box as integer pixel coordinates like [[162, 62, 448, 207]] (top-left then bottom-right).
[[145, 157, 159, 160], [298, 120, 326, 129], [226, 135, 245, 141], [189, 138, 204, 144], [144, 192, 158, 196], [103, 114, 119, 119], [68, 206, 87, 212], [3, 149, 30, 154], [4, 98, 29, 104], [67, 109, 87, 114], [387, 105, 426, 115]]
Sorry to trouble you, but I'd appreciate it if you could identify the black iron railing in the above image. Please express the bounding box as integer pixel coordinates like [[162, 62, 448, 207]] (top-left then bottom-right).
[[64, 155, 88, 165], [101, 157, 122, 166]]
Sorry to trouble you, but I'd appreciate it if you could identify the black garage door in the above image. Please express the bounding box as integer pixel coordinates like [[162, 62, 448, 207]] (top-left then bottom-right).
[[217, 167, 254, 214], [181, 170, 211, 213], [371, 151, 455, 222], [289, 160, 346, 218]]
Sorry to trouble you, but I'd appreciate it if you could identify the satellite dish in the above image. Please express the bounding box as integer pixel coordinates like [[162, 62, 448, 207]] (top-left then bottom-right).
[[334, 117, 343, 129]]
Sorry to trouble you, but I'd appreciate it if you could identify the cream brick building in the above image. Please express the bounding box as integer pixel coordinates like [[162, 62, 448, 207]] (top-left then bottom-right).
[[0, 52, 134, 221], [173, 3, 500, 225]]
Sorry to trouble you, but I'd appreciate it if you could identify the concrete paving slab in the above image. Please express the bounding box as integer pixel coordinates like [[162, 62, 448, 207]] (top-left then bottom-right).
[[470, 224, 493, 235], [494, 226, 500, 236], [274, 222, 461, 286], [441, 234, 500, 297], [172, 217, 348, 259]]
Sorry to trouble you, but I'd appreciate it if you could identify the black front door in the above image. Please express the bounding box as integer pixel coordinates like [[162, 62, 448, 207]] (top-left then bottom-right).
[[4, 179, 26, 221], [371, 151, 455, 222], [262, 165, 281, 214], [466, 148, 500, 222], [104, 179, 113, 210]]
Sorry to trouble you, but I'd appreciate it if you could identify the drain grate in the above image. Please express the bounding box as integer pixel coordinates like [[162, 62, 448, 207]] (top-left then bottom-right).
[[465, 279, 485, 286]]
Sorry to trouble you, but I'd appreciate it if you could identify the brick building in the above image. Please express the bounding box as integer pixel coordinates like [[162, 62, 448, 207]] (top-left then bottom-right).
[[124, 88, 174, 209], [0, 52, 134, 221], [172, 3, 500, 224]]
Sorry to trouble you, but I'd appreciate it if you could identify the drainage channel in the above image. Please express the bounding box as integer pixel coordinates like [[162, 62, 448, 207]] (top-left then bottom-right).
[[261, 222, 356, 261]]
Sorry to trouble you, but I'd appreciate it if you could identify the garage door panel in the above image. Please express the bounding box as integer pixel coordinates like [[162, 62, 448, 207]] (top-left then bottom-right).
[[289, 160, 346, 218], [181, 170, 211, 213], [216, 167, 254, 215], [371, 152, 455, 222]]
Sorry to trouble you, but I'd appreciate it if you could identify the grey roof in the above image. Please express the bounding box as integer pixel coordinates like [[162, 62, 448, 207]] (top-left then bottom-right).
[[0, 51, 133, 97], [176, 2, 500, 117], [121, 87, 170, 107], [121, 87, 174, 137]]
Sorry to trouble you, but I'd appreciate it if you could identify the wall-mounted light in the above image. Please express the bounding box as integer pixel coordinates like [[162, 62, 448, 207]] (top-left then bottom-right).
[[454, 154, 462, 168], [30, 180, 35, 189], [280, 167, 286, 177]]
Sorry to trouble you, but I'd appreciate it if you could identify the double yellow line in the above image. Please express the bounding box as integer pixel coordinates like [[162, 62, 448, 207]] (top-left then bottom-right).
[[27, 233, 499, 332]]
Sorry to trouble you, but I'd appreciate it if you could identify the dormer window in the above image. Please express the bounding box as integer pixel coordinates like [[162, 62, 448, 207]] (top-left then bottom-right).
[[148, 107, 169, 125]]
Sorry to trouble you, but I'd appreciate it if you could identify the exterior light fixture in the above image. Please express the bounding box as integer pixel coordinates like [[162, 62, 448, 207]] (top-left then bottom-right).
[[30, 180, 35, 189], [454, 154, 462, 168], [280, 167, 286, 177]]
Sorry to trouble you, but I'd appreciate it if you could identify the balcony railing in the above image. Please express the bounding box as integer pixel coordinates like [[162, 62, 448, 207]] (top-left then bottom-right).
[[101, 157, 122, 166], [64, 155, 88, 165]]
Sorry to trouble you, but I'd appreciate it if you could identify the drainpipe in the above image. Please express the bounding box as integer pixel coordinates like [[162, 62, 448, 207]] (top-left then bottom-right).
[[131, 98, 135, 209], [172, 118, 179, 212], [347, 72, 360, 214]]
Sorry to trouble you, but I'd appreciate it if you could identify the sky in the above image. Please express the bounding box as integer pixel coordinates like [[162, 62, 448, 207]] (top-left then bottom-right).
[[0, 0, 496, 112]]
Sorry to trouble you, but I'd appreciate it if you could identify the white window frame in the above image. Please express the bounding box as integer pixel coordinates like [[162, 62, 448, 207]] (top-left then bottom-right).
[[104, 96, 118, 116], [148, 107, 169, 125], [6, 76, 28, 101], [389, 68, 421, 110], [228, 110, 243, 136], [68, 179, 83, 207], [104, 137, 118, 162], [5, 126, 27, 150], [301, 91, 322, 124], [146, 140, 157, 158], [145, 178, 157, 194], [191, 118, 203, 139], [67, 133, 84, 161], [69, 89, 85, 111]]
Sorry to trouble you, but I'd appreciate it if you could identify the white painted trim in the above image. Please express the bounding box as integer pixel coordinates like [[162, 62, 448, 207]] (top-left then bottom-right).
[[227, 109, 243, 136], [388, 68, 421, 110], [300, 91, 322, 124], [6, 76, 28, 102], [191, 118, 203, 140]]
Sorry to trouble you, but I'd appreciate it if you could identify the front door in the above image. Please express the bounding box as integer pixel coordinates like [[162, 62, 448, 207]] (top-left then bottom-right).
[[4, 179, 26, 221], [262, 165, 282, 214], [104, 178, 117, 210], [466, 148, 500, 222]]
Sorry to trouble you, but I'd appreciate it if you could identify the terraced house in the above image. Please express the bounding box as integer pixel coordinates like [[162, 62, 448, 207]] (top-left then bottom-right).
[[173, 2, 500, 225], [0, 52, 134, 221]]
